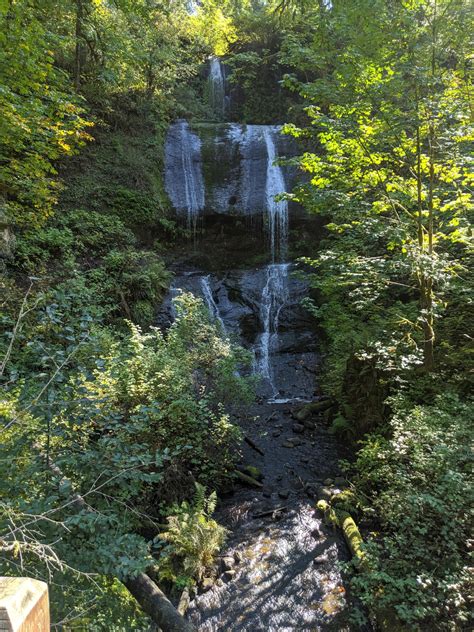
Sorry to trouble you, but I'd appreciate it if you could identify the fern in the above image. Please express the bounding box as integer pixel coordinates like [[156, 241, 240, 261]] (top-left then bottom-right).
[[157, 484, 228, 584], [193, 482, 207, 514]]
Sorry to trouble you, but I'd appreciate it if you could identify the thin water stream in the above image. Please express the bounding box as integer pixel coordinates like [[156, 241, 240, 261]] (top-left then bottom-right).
[[164, 120, 205, 232], [208, 57, 226, 119], [254, 263, 289, 396], [200, 275, 227, 334]]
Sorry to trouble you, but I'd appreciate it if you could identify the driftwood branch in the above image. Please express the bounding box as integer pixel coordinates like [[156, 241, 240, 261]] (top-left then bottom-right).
[[244, 435, 264, 456], [253, 506, 287, 519]]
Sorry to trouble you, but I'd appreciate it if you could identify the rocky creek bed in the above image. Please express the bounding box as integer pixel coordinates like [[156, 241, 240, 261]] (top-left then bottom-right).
[[186, 389, 354, 631], [157, 265, 359, 630]]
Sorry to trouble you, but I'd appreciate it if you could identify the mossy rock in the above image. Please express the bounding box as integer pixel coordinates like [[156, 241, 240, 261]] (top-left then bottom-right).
[[242, 465, 263, 481]]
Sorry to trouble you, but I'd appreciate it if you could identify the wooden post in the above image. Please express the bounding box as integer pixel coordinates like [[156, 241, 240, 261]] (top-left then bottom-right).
[[0, 577, 49, 631]]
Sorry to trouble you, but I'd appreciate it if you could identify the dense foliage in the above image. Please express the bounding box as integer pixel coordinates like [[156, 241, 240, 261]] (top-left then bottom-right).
[[350, 393, 472, 628], [1, 288, 249, 626], [1, 0, 472, 630], [278, 0, 473, 628]]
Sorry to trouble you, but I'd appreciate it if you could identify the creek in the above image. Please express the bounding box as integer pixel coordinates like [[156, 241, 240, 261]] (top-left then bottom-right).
[[162, 58, 352, 631]]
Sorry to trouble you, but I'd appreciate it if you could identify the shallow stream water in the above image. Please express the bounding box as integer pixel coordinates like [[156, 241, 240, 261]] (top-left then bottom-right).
[[186, 370, 352, 631]]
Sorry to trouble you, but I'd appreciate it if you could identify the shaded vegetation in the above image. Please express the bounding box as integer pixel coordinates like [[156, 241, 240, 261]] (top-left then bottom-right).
[[1, 0, 472, 630]]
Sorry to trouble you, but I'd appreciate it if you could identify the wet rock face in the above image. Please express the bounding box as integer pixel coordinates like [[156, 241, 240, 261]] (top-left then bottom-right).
[[159, 267, 314, 345], [164, 120, 205, 228], [164, 122, 300, 219], [157, 265, 319, 401], [170, 212, 323, 271]]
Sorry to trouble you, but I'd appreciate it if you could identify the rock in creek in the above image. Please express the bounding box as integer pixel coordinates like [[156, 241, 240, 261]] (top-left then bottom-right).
[[223, 570, 236, 582], [220, 557, 235, 572], [200, 577, 215, 592]]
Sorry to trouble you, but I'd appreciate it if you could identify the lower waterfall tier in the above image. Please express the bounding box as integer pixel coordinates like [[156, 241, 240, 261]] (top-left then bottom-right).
[[158, 265, 319, 401]]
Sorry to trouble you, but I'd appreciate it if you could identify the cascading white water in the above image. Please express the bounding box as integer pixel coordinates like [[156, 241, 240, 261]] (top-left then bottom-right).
[[165, 120, 291, 394], [208, 58, 226, 118], [263, 127, 289, 262], [164, 120, 205, 232], [254, 127, 290, 395], [255, 263, 290, 395], [200, 275, 227, 333]]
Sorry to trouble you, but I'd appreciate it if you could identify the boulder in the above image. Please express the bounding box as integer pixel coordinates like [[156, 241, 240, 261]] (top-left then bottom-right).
[[220, 557, 235, 572], [201, 577, 215, 592], [223, 570, 236, 582]]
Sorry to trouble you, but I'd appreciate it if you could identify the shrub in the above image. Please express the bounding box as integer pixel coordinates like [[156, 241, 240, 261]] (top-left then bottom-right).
[[14, 226, 75, 271], [61, 209, 137, 256], [349, 393, 473, 630], [87, 248, 171, 326]]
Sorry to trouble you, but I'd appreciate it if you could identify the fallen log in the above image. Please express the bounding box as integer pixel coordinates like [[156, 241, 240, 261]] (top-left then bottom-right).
[[316, 500, 364, 561], [316, 499, 408, 632], [36, 447, 195, 632], [125, 574, 194, 632], [234, 470, 263, 488], [236, 463, 263, 480], [294, 399, 334, 421], [177, 587, 191, 616]]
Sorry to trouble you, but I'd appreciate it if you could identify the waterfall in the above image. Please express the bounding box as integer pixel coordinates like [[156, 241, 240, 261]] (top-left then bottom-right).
[[208, 58, 226, 118], [255, 263, 290, 395], [254, 128, 290, 395], [164, 112, 292, 398], [200, 275, 226, 332], [263, 127, 288, 262], [164, 120, 205, 231]]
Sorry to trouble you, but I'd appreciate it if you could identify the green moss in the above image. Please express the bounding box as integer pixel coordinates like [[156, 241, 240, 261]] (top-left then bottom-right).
[[330, 489, 357, 514], [60, 113, 172, 239], [243, 465, 263, 481], [191, 123, 238, 198]]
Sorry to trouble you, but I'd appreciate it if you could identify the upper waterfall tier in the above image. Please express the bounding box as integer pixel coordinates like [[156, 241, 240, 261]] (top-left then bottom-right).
[[207, 57, 227, 119], [164, 122, 298, 222]]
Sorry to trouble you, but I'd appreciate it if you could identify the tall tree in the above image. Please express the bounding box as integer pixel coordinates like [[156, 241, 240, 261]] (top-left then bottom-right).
[[282, 0, 472, 373], [0, 0, 91, 228]]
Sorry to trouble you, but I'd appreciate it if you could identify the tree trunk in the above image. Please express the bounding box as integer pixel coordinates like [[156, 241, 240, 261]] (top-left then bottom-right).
[[421, 277, 435, 372], [421, 1, 438, 373], [74, 0, 84, 91], [124, 574, 195, 632]]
